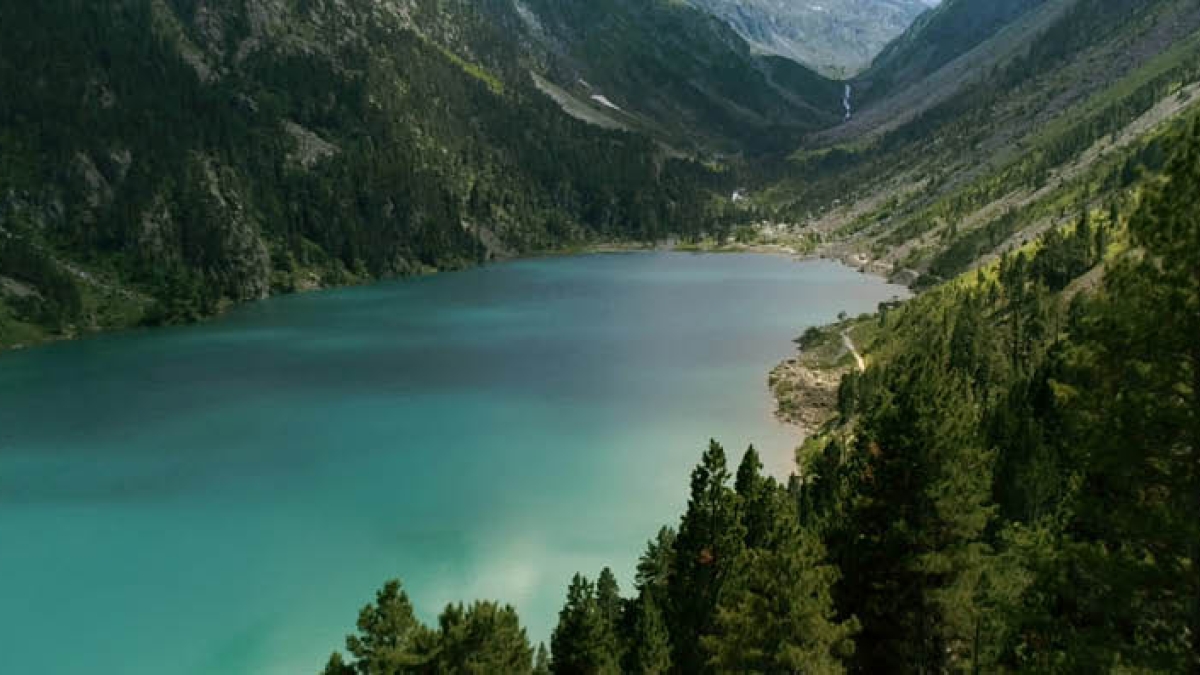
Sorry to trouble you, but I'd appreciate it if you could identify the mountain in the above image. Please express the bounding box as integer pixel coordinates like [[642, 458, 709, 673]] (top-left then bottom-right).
[[504, 0, 844, 153], [0, 0, 842, 348], [685, 0, 934, 78], [6, 0, 1200, 671], [858, 0, 1047, 101], [756, 0, 1200, 286]]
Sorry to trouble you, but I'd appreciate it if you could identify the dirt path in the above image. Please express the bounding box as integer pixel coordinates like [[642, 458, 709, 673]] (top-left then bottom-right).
[[842, 330, 865, 373]]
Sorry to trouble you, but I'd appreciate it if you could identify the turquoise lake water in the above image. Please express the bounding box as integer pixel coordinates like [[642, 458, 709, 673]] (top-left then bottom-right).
[[0, 253, 906, 674]]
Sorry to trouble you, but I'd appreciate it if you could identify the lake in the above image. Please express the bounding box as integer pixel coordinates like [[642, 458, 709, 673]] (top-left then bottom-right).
[[0, 252, 906, 674]]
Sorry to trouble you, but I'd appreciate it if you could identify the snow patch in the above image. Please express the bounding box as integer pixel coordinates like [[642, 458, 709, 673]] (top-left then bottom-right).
[[590, 95, 622, 111]]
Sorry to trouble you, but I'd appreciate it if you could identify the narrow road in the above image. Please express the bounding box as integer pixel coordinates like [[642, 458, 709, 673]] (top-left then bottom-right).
[[842, 330, 865, 373]]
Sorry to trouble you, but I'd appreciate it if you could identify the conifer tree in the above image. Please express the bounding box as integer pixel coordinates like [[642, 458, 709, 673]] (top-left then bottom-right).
[[705, 527, 857, 674], [595, 568, 622, 634], [550, 574, 620, 675], [834, 321, 998, 672], [320, 652, 354, 675], [1044, 119, 1200, 671], [734, 445, 779, 550], [667, 440, 746, 673], [533, 644, 551, 675], [433, 601, 534, 674], [634, 527, 676, 601], [626, 594, 672, 675], [343, 580, 435, 674], [595, 568, 625, 664]]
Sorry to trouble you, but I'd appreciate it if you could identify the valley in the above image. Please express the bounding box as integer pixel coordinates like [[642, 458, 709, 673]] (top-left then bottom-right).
[[2, 0, 1200, 673]]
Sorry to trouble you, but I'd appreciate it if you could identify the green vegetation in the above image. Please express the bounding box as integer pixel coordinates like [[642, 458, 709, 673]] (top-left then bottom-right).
[[0, 0, 761, 349], [862, 0, 1043, 102], [319, 580, 534, 674], [795, 120, 1200, 672], [516, 0, 842, 154], [320, 108, 1200, 675], [7, 0, 1200, 670], [753, 0, 1200, 295]]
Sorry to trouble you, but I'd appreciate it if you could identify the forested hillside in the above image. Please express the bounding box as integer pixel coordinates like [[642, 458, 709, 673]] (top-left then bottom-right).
[[0, 0, 779, 348], [790, 116, 1200, 673], [752, 0, 1200, 287], [317, 99, 1200, 675], [511, 0, 843, 153], [859, 0, 1046, 101], [0, 0, 852, 350]]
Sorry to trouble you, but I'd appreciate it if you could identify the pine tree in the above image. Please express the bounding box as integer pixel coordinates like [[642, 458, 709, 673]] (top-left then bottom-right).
[[320, 652, 354, 675], [595, 568, 622, 633], [834, 318, 999, 672], [533, 644, 551, 675], [595, 568, 625, 665], [917, 411, 998, 672], [634, 527, 676, 601], [667, 440, 746, 673], [626, 594, 672, 674], [550, 574, 620, 675], [734, 445, 779, 550], [704, 527, 857, 674], [343, 580, 435, 674], [433, 601, 534, 674], [1043, 119, 1200, 671]]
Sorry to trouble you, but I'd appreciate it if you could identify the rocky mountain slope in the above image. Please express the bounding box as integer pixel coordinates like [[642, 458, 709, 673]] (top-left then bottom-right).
[[508, 0, 844, 154], [686, 0, 933, 77], [858, 0, 1046, 101]]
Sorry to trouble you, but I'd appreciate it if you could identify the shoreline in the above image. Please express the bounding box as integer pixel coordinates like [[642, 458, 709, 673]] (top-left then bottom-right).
[[765, 313, 902, 472], [1, 239, 906, 479], [3, 239, 897, 354], [1, 238, 904, 480]]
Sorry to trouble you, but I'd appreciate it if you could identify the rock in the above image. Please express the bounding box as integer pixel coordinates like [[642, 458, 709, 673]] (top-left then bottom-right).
[[190, 155, 272, 300], [73, 152, 112, 210], [769, 357, 847, 431], [283, 121, 340, 169], [0, 275, 42, 300]]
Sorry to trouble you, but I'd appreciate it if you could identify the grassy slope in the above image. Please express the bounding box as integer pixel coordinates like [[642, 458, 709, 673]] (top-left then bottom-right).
[[750, 0, 1200, 287]]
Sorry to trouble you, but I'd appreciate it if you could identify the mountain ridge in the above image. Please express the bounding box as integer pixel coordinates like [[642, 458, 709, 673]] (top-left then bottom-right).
[[684, 0, 934, 78]]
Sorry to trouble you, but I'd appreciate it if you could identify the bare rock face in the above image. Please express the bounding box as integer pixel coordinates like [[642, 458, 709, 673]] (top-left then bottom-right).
[[138, 195, 181, 267], [190, 155, 272, 301], [73, 153, 113, 211], [685, 0, 932, 77], [770, 357, 846, 431], [283, 121, 340, 170]]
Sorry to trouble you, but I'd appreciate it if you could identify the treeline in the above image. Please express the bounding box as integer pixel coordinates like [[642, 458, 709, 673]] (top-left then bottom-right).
[[319, 114, 1200, 675], [322, 442, 852, 675]]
